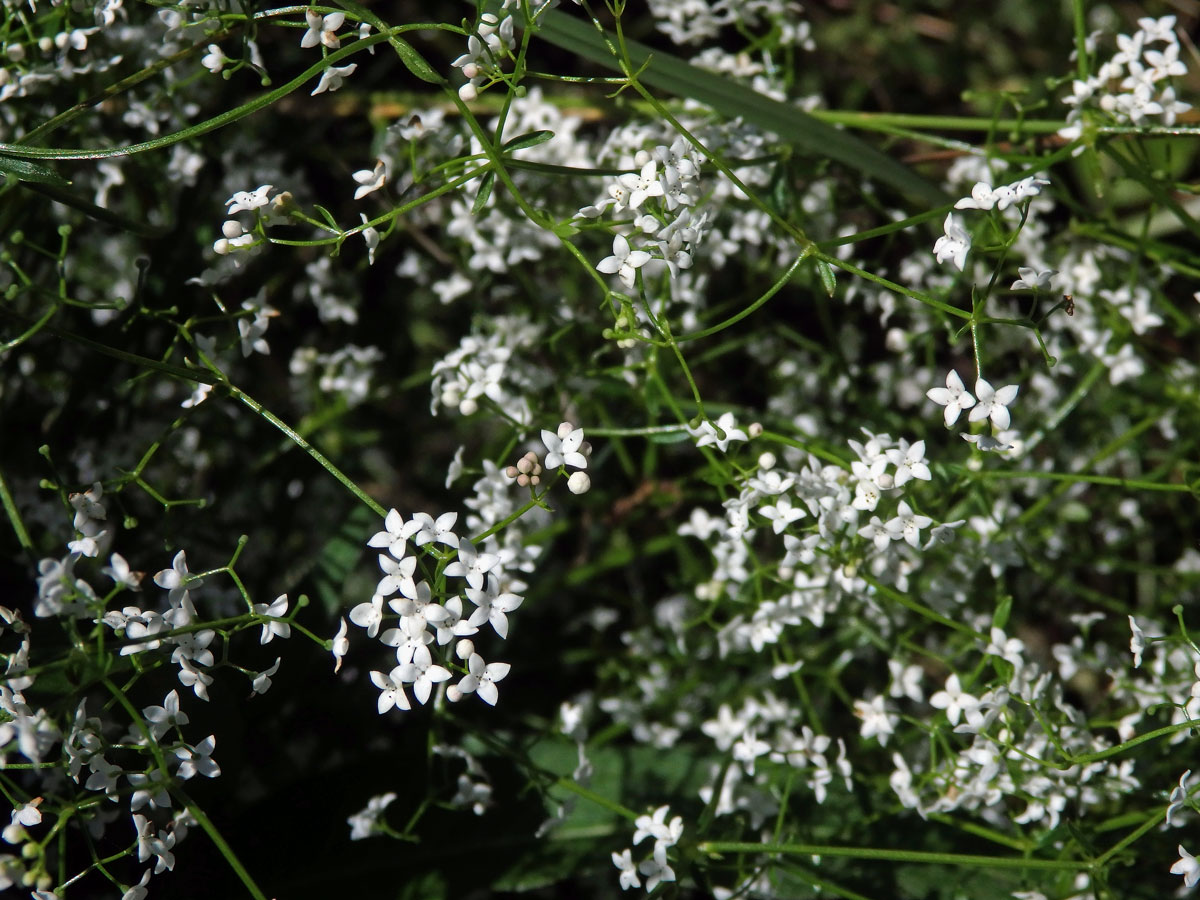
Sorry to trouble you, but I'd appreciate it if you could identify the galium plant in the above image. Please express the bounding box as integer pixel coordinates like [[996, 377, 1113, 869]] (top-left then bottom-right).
[[1, 0, 1199, 897]]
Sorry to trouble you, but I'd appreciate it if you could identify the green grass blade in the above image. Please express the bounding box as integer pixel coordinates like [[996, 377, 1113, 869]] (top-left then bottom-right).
[[532, 9, 950, 208]]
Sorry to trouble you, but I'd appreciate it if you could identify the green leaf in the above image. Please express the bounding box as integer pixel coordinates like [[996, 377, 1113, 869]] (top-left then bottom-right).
[[529, 9, 949, 208], [992, 592, 1012, 632], [815, 258, 837, 296], [472, 170, 496, 213], [388, 35, 443, 84], [502, 129, 555, 152], [0, 153, 70, 187], [312, 204, 340, 230]]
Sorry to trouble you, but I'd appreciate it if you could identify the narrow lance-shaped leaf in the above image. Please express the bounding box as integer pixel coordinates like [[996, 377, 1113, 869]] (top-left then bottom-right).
[[527, 8, 950, 209], [0, 154, 71, 187]]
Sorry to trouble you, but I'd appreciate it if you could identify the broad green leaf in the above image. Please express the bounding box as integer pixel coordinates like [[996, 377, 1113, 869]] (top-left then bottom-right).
[[529, 8, 950, 208], [0, 153, 70, 186]]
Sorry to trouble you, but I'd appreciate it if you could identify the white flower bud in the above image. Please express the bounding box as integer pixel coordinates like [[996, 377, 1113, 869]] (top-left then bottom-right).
[[747, 422, 763, 438], [758, 452, 776, 471], [446, 685, 463, 703], [458, 82, 478, 102], [557, 421, 574, 439], [456, 639, 474, 660], [222, 220, 244, 239], [567, 471, 591, 494]]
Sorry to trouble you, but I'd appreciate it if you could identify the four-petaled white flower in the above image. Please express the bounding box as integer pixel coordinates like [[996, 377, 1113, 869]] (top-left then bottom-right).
[[252, 594, 291, 644], [687, 411, 748, 453], [444, 536, 500, 590], [370, 666, 412, 713], [353, 160, 387, 199], [397, 644, 451, 705], [618, 160, 665, 210], [1172, 845, 1200, 887], [466, 575, 524, 639], [884, 500, 933, 548], [597, 234, 651, 290], [612, 848, 640, 890], [301, 9, 345, 49], [927, 370, 977, 427], [311, 62, 357, 96], [933, 213, 970, 271], [457, 652, 510, 705], [929, 674, 979, 726], [542, 422, 588, 469], [1011, 267, 1057, 290], [886, 439, 931, 488], [969, 377, 1019, 430]]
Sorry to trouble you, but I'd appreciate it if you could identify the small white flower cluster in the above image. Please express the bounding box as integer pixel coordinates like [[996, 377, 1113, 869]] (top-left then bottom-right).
[[237, 295, 278, 357], [213, 184, 275, 257], [927, 370, 1020, 451], [429, 315, 546, 422], [67, 481, 109, 558], [352, 509, 523, 712], [611, 805, 683, 892], [299, 8, 358, 96], [585, 138, 707, 290], [1061, 15, 1191, 141], [290, 343, 384, 407], [934, 176, 1049, 272], [505, 422, 593, 493], [700, 698, 854, 806], [452, 12, 516, 102]]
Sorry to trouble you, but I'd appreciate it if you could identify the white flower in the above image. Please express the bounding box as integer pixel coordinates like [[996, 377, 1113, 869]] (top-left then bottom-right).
[[969, 377, 1019, 430], [886, 438, 931, 488], [370, 666, 412, 713], [637, 844, 676, 891], [926, 370, 976, 426], [884, 500, 932, 548], [353, 160, 388, 200], [1128, 615, 1145, 668], [687, 412, 748, 453], [301, 9, 345, 49], [929, 674, 978, 726], [360, 214, 379, 265], [1167, 770, 1192, 827], [332, 617, 349, 673], [612, 848, 640, 890], [397, 644, 451, 705], [954, 181, 1000, 211], [1011, 267, 1057, 290], [201, 44, 227, 74], [1172, 845, 1200, 887], [932, 213, 970, 270], [252, 594, 291, 644], [225, 184, 273, 215], [311, 63, 357, 96], [456, 652, 510, 705], [542, 422, 588, 469], [960, 433, 1013, 452], [632, 805, 684, 848], [596, 234, 651, 290], [617, 160, 665, 210]]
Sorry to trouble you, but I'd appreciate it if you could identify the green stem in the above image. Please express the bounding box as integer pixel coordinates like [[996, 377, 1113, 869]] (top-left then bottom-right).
[[698, 840, 1089, 872]]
